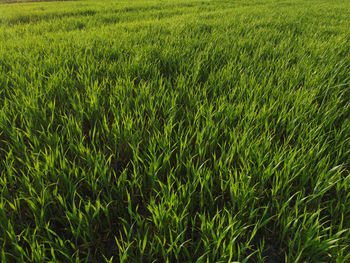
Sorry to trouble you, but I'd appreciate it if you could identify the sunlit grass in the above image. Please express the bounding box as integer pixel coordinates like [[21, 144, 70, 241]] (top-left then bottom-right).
[[0, 0, 350, 262]]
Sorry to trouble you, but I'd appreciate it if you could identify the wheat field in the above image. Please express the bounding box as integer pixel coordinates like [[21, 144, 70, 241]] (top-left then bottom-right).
[[0, 0, 350, 262]]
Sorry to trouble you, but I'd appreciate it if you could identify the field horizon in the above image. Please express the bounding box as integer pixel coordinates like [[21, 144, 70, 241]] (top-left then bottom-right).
[[0, 0, 349, 262]]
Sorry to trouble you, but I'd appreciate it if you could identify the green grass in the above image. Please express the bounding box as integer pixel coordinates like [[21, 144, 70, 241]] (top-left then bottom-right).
[[0, 0, 350, 262]]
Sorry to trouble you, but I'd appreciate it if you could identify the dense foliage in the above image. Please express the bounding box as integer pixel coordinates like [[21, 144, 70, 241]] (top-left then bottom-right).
[[0, 0, 349, 262]]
